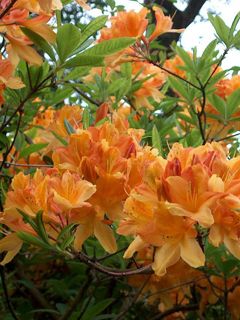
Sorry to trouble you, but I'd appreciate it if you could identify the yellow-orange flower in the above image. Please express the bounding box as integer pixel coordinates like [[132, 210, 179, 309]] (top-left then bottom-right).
[[100, 8, 149, 41], [148, 6, 184, 42]]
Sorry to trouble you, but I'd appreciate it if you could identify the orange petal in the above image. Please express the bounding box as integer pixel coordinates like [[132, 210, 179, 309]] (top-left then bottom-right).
[[74, 224, 93, 251], [152, 242, 180, 276], [209, 224, 222, 247], [123, 235, 146, 259], [180, 236, 205, 268], [224, 235, 240, 259], [94, 220, 117, 253], [0, 233, 22, 265], [167, 203, 214, 228]]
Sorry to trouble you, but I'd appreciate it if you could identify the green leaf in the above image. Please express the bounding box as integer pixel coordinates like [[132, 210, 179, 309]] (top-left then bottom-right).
[[17, 232, 52, 250], [79, 16, 108, 47], [14, 132, 25, 151], [36, 211, 49, 244], [152, 125, 163, 156], [230, 11, 240, 37], [82, 108, 90, 129], [64, 118, 75, 134], [57, 24, 82, 62], [201, 39, 218, 60], [208, 14, 231, 47], [227, 88, 240, 117], [82, 37, 136, 56], [17, 209, 38, 232], [19, 143, 48, 159], [208, 94, 227, 119], [64, 55, 104, 68], [121, 62, 132, 78], [175, 46, 195, 72], [0, 133, 9, 149], [21, 27, 56, 61], [57, 224, 76, 242], [81, 299, 115, 320], [168, 76, 191, 103]]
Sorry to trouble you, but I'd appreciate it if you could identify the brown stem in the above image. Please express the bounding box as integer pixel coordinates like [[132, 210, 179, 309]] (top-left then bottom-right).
[[0, 161, 53, 168], [0, 109, 23, 172], [203, 49, 229, 89], [0, 266, 20, 320], [148, 59, 201, 91], [76, 251, 153, 277], [72, 86, 101, 106], [0, 72, 54, 133]]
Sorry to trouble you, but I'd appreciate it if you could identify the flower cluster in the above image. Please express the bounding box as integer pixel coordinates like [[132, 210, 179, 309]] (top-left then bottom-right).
[[84, 7, 183, 110], [119, 142, 240, 275]]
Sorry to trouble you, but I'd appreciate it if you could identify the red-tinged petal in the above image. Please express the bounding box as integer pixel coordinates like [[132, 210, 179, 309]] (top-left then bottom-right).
[[180, 236, 205, 268], [152, 242, 180, 276]]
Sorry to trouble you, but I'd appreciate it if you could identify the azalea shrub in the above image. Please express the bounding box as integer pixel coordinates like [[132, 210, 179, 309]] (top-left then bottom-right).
[[1, 0, 240, 319]]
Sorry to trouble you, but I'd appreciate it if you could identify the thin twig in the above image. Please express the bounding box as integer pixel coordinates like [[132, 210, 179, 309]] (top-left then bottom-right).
[[0, 110, 23, 172], [97, 247, 128, 262], [148, 59, 201, 90], [0, 266, 20, 320], [72, 86, 101, 106], [60, 277, 91, 320], [0, 72, 54, 133], [203, 48, 229, 89], [0, 161, 53, 168], [216, 131, 240, 142], [114, 275, 151, 320], [145, 276, 206, 299], [75, 251, 153, 277]]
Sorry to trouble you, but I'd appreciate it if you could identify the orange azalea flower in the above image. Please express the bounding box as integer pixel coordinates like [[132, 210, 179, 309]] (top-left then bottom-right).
[[228, 286, 240, 320], [14, 0, 62, 13], [215, 75, 240, 99], [163, 54, 187, 79], [21, 14, 56, 43], [148, 6, 184, 42], [131, 61, 166, 110], [129, 256, 202, 314], [53, 120, 141, 221], [0, 233, 23, 265], [0, 55, 24, 105], [1, 7, 56, 65], [5, 170, 49, 217], [32, 105, 83, 157], [100, 8, 149, 41], [7, 33, 43, 66], [49, 170, 96, 212], [120, 191, 205, 276], [73, 206, 117, 253]]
